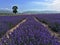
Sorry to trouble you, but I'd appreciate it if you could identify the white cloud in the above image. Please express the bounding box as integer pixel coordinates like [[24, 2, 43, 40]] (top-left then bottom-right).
[[49, 0, 60, 11], [31, 1, 51, 5], [30, 0, 60, 11], [0, 8, 10, 10]]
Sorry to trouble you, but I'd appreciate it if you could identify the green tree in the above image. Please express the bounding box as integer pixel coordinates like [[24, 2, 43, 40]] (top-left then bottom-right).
[[12, 6, 18, 14]]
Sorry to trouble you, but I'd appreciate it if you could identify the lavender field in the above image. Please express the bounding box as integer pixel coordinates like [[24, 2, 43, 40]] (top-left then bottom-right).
[[0, 13, 60, 45]]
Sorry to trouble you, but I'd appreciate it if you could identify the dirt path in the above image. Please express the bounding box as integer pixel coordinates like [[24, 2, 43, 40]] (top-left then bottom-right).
[[0, 17, 60, 42], [0, 19, 27, 39], [34, 17, 60, 42]]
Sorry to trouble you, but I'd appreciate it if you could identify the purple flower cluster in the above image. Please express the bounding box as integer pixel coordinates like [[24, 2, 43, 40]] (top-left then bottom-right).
[[35, 14, 60, 33], [0, 16, 60, 45], [0, 16, 26, 38]]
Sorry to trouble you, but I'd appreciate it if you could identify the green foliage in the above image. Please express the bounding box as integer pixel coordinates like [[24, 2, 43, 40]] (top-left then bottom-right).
[[35, 17, 48, 24], [0, 22, 14, 38], [41, 19, 48, 24], [12, 6, 18, 14], [7, 22, 14, 28], [48, 22, 60, 33]]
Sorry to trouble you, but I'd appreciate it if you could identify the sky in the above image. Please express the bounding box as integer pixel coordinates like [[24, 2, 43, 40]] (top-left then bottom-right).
[[0, 0, 60, 12]]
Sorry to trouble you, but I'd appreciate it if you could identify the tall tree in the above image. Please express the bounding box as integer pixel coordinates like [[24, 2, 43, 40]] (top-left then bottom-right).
[[12, 6, 18, 14]]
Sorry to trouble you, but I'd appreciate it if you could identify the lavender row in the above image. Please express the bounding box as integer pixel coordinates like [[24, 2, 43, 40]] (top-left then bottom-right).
[[0, 17, 60, 45], [0, 15, 26, 38], [34, 14, 60, 33], [35, 14, 60, 23]]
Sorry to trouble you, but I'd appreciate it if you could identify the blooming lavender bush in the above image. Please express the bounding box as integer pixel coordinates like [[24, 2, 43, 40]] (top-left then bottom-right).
[[35, 14, 60, 33], [0, 17, 60, 45], [0, 15, 26, 38]]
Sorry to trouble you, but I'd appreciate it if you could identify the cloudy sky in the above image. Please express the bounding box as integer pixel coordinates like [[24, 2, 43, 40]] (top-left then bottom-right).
[[0, 0, 60, 12]]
